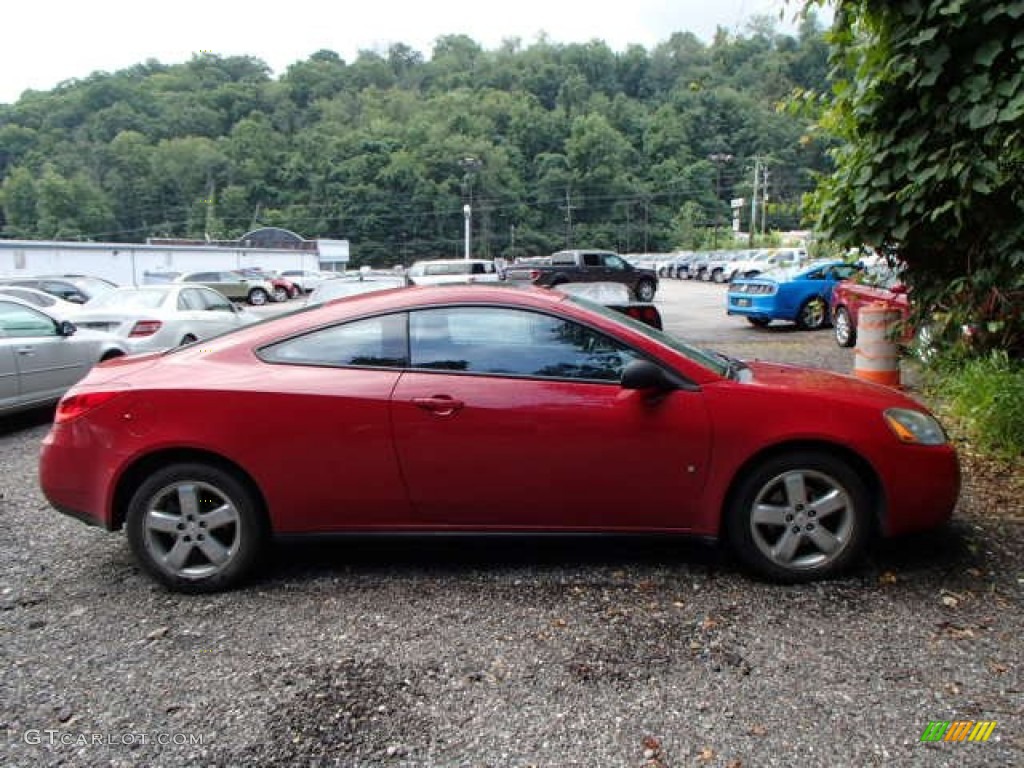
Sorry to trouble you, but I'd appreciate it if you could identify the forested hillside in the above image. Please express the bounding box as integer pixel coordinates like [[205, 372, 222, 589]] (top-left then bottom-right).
[[0, 13, 830, 265]]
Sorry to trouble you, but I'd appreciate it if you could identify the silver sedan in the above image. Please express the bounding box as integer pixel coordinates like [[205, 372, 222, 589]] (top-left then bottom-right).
[[71, 284, 258, 353], [0, 297, 127, 416]]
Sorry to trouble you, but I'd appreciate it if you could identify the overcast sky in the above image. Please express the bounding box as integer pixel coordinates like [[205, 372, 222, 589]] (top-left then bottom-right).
[[1, 1, 828, 104]]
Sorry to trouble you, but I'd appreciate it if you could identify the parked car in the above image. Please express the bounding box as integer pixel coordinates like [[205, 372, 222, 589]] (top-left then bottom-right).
[[0, 275, 118, 304], [830, 266, 913, 348], [726, 260, 863, 330], [551, 282, 663, 329], [237, 268, 301, 301], [504, 250, 658, 301], [703, 251, 745, 283], [174, 271, 275, 306], [306, 274, 409, 305], [0, 296, 126, 416], [41, 284, 958, 592], [726, 248, 806, 282], [71, 284, 257, 353], [407, 259, 502, 286], [279, 270, 329, 294], [0, 286, 84, 318]]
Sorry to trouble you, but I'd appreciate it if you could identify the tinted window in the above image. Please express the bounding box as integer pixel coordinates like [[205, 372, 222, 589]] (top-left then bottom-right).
[[201, 288, 233, 311], [260, 314, 407, 368], [178, 289, 205, 311], [409, 307, 639, 382]]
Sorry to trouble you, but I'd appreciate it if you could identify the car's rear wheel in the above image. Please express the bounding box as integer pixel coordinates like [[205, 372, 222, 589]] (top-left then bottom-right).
[[635, 279, 656, 302], [126, 463, 268, 593], [272, 286, 289, 303], [796, 297, 829, 330], [833, 306, 856, 347], [725, 451, 871, 582], [288, 286, 301, 299], [247, 288, 269, 306], [711, 268, 725, 283], [747, 317, 771, 328], [180, 333, 198, 346]]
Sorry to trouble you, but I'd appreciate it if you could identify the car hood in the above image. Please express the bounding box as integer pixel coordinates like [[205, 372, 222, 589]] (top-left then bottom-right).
[[743, 360, 919, 408]]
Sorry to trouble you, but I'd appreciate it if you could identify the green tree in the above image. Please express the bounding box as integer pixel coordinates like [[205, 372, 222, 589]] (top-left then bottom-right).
[[805, 0, 1024, 354]]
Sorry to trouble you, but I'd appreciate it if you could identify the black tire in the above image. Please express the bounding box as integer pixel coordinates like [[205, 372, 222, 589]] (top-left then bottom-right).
[[711, 268, 725, 283], [725, 451, 872, 582], [796, 296, 829, 330], [747, 317, 772, 328], [833, 306, 856, 347], [635, 279, 657, 302], [100, 350, 125, 362], [180, 334, 198, 346], [247, 288, 269, 306], [126, 462, 268, 593]]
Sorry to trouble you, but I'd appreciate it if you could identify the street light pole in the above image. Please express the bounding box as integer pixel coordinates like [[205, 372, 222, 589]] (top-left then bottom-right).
[[463, 204, 472, 260]]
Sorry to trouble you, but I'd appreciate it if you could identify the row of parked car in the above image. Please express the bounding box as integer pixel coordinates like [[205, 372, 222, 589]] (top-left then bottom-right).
[[652, 248, 808, 283], [0, 268, 356, 417]]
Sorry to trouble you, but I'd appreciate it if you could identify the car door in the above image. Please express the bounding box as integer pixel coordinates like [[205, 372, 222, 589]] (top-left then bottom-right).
[[0, 337, 20, 411], [390, 306, 712, 530], [0, 300, 92, 403]]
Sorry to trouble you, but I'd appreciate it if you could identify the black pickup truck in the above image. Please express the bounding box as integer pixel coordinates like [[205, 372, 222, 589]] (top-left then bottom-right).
[[504, 249, 659, 302]]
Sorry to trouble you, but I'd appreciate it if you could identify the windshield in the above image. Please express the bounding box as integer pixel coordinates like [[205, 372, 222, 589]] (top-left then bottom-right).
[[564, 294, 729, 377], [89, 289, 169, 309]]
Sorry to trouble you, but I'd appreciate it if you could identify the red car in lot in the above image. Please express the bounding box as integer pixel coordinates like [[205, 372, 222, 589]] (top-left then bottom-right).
[[830, 269, 912, 347], [40, 285, 959, 592]]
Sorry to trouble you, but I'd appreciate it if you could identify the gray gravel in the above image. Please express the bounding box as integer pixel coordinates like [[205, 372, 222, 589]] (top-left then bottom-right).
[[2, 280, 1021, 767]]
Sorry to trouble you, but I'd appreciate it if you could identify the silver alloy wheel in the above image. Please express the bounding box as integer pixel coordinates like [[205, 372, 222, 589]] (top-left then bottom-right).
[[799, 298, 827, 329], [141, 480, 242, 581], [248, 288, 268, 306], [748, 469, 856, 572], [273, 287, 289, 302], [834, 307, 855, 347]]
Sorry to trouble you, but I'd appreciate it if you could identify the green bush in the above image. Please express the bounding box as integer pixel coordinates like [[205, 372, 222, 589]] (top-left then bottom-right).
[[928, 351, 1024, 459]]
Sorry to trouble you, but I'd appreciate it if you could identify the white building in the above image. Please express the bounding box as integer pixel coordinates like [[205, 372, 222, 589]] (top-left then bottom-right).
[[0, 228, 349, 287]]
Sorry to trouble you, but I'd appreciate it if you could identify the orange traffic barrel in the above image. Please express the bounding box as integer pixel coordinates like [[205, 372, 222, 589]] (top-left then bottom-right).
[[854, 303, 902, 387]]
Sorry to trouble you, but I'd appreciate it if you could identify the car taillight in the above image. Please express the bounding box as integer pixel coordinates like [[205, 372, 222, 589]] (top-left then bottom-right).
[[623, 306, 663, 329], [129, 320, 162, 337], [529, 270, 541, 281], [55, 391, 125, 424]]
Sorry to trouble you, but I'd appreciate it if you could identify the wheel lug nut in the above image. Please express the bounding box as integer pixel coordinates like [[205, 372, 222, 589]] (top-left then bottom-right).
[[806, 523, 815, 531], [792, 525, 801, 534]]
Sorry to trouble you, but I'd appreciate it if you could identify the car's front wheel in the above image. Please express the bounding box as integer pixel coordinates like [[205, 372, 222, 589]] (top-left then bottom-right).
[[725, 451, 871, 582], [272, 286, 289, 303], [833, 306, 856, 347], [796, 297, 829, 330], [126, 463, 268, 593], [635, 279, 657, 302]]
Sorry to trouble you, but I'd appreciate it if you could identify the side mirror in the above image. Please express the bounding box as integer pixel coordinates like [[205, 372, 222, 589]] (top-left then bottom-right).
[[621, 359, 675, 391], [58, 320, 77, 337]]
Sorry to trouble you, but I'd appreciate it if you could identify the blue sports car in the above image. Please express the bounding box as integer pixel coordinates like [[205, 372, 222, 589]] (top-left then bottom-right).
[[726, 260, 862, 330]]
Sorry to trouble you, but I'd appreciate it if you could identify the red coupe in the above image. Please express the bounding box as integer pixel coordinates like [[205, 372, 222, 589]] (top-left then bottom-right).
[[40, 285, 960, 592]]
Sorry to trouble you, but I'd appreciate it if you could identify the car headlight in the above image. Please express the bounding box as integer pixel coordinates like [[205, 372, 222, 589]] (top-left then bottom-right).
[[883, 408, 948, 445]]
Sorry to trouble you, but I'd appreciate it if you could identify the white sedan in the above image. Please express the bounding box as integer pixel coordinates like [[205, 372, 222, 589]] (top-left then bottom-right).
[[71, 284, 257, 353]]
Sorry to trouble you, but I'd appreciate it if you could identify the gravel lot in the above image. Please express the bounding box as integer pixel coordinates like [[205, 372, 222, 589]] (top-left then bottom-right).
[[1, 280, 1021, 767]]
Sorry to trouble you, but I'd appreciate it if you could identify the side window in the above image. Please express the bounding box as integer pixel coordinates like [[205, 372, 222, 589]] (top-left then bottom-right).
[[409, 307, 640, 382], [178, 289, 204, 311], [40, 281, 86, 302], [200, 289, 233, 312], [604, 255, 627, 271], [0, 301, 58, 338], [582, 253, 602, 267], [260, 313, 407, 368], [804, 269, 824, 280], [189, 272, 217, 282]]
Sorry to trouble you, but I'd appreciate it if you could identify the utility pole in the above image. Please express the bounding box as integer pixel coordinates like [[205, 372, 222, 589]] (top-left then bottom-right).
[[749, 156, 760, 247], [760, 165, 770, 237], [561, 188, 577, 248]]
